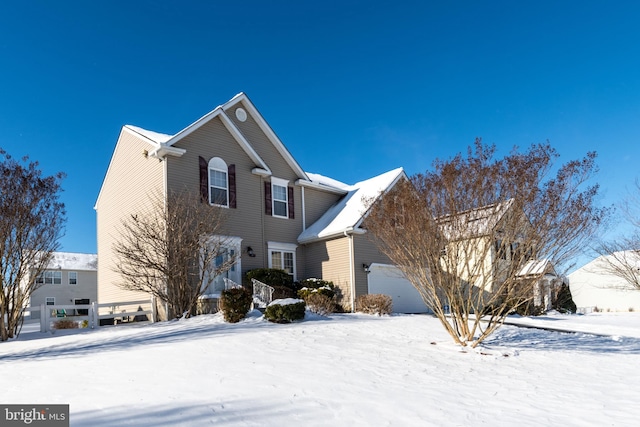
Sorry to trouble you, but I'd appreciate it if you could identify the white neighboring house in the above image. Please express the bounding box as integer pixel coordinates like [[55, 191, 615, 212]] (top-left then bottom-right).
[[518, 259, 565, 311], [28, 252, 98, 319], [568, 251, 640, 312]]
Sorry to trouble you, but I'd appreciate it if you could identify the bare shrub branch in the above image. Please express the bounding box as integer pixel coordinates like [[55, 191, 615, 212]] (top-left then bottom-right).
[[365, 139, 607, 347], [0, 148, 66, 342], [112, 190, 236, 319]]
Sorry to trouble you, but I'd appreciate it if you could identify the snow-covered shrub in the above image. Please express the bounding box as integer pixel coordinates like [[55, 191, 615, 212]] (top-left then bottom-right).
[[297, 278, 336, 300], [53, 319, 78, 329], [305, 293, 336, 316], [356, 294, 393, 316], [264, 298, 306, 323], [220, 287, 252, 323]]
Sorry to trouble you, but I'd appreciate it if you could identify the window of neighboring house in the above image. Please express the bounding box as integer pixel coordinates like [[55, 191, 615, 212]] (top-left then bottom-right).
[[37, 271, 62, 285], [69, 272, 77, 285], [208, 157, 229, 207], [495, 239, 508, 260], [45, 297, 55, 306], [268, 242, 297, 280]]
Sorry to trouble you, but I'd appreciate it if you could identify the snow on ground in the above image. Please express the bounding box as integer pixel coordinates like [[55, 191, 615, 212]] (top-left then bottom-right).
[[2, 311, 640, 426]]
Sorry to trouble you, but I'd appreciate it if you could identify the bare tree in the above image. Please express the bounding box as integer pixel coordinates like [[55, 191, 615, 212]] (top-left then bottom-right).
[[0, 149, 66, 342], [365, 140, 607, 347], [594, 179, 640, 289], [112, 190, 237, 319]]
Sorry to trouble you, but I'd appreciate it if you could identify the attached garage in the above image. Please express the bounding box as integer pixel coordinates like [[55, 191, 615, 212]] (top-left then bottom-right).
[[367, 263, 431, 314]]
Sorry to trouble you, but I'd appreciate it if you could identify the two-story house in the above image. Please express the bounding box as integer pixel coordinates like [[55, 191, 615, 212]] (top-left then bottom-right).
[[95, 93, 417, 318], [28, 252, 98, 319]]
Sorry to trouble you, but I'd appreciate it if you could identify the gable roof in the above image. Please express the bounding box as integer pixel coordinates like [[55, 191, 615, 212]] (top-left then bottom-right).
[[438, 199, 515, 241], [142, 92, 310, 181], [47, 252, 98, 271], [298, 168, 406, 244]]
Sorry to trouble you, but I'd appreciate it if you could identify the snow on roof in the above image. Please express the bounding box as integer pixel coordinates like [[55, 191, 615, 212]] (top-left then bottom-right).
[[438, 199, 514, 240], [298, 168, 405, 243], [305, 172, 350, 191], [518, 259, 554, 277], [125, 125, 173, 144], [47, 252, 97, 271]]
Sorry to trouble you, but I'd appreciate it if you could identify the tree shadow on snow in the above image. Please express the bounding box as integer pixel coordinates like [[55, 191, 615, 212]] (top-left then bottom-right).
[[0, 315, 276, 362], [72, 398, 320, 426], [484, 325, 640, 354]]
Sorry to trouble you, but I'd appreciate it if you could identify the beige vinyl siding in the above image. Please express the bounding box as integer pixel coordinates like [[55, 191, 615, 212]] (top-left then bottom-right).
[[303, 237, 353, 309], [302, 187, 343, 229], [96, 131, 162, 309], [225, 100, 301, 184], [29, 269, 97, 319], [352, 233, 394, 299], [167, 115, 304, 280]]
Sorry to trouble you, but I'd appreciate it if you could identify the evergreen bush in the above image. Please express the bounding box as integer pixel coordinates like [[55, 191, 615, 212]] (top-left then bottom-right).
[[264, 299, 306, 323], [297, 278, 336, 299], [246, 268, 296, 290], [220, 287, 252, 323], [553, 284, 577, 313], [356, 294, 393, 315]]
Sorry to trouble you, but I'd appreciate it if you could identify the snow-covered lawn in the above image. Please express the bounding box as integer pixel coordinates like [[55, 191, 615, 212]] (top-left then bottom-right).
[[1, 311, 639, 426]]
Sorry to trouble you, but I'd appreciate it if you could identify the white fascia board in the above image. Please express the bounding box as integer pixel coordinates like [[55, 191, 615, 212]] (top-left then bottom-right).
[[298, 227, 366, 245], [149, 144, 186, 159], [164, 106, 225, 146], [296, 179, 349, 195], [94, 126, 159, 210], [252, 168, 272, 177], [228, 93, 309, 181], [353, 169, 409, 229], [218, 110, 271, 173]]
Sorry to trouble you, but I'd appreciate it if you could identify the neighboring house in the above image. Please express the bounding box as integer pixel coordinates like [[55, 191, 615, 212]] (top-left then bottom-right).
[[95, 92, 407, 316], [518, 259, 564, 311], [569, 252, 640, 312], [28, 252, 98, 319]]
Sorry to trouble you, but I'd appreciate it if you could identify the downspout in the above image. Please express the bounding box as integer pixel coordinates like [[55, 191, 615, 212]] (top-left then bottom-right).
[[301, 186, 306, 231], [162, 155, 169, 320], [344, 229, 356, 312]]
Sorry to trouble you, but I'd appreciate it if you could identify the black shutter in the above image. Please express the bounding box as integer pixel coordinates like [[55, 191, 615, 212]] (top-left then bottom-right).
[[199, 156, 208, 203], [228, 164, 236, 209], [287, 186, 295, 219], [264, 181, 272, 215]]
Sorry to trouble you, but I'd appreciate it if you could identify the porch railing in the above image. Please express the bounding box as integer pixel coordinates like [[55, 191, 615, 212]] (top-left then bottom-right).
[[251, 278, 275, 308], [223, 278, 243, 290]]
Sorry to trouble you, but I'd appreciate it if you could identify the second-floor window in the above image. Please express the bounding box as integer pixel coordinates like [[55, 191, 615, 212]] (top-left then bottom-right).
[[36, 271, 62, 285], [265, 177, 294, 219], [208, 157, 229, 207], [69, 272, 77, 285]]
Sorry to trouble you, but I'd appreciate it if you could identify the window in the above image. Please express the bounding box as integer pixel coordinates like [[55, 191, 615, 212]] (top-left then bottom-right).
[[268, 242, 297, 280], [208, 157, 229, 207], [202, 236, 243, 295], [69, 272, 77, 285], [37, 271, 62, 285], [495, 239, 508, 260], [264, 178, 294, 219], [271, 178, 288, 218], [45, 297, 55, 306]]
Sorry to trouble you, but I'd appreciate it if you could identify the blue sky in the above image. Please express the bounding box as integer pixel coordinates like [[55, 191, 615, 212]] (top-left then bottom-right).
[[1, 1, 639, 262]]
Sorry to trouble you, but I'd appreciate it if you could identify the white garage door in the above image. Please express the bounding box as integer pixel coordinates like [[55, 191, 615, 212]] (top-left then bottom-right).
[[367, 263, 431, 314]]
